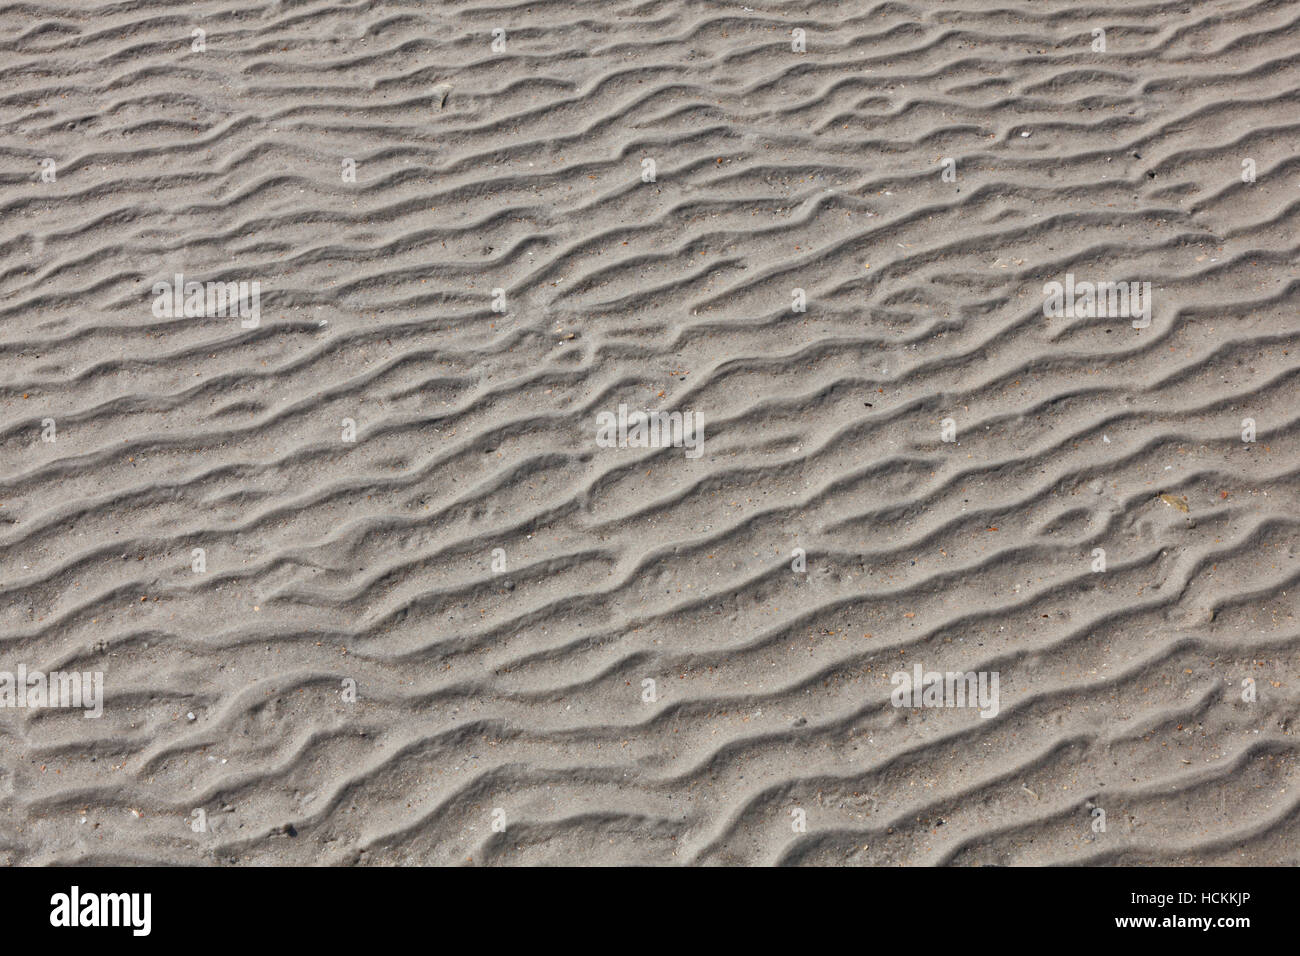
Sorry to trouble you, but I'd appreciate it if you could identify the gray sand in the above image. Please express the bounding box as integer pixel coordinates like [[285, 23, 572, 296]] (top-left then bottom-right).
[[0, 1, 1296, 865]]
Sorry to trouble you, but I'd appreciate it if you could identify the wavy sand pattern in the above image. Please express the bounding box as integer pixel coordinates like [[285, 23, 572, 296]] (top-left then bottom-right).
[[0, 0, 1297, 866]]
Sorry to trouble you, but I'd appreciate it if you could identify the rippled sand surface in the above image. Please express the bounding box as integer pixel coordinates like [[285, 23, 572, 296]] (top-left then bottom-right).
[[1, 0, 1297, 865]]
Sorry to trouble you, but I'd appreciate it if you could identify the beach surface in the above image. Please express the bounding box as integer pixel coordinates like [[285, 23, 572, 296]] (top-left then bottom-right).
[[0, 0, 1297, 865]]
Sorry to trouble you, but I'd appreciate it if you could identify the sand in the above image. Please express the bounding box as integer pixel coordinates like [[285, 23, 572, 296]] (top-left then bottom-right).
[[0, 0, 1296, 866]]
